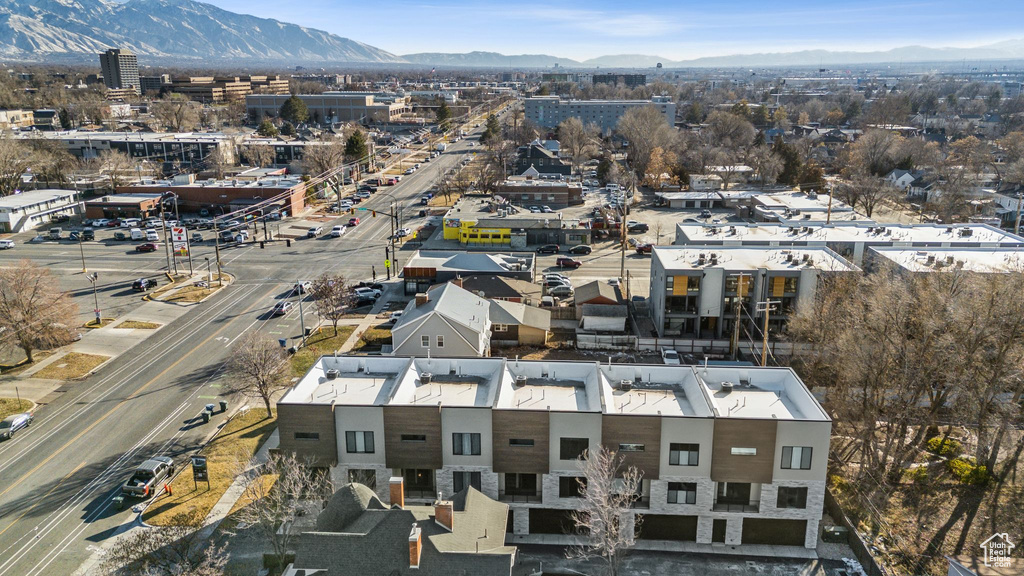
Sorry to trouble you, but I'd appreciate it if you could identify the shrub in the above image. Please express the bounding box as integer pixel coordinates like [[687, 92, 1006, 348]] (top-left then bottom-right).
[[926, 437, 962, 457], [947, 457, 989, 485], [904, 467, 929, 485]]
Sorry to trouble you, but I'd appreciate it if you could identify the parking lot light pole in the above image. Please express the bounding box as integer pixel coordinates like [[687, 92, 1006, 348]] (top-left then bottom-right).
[[86, 273, 100, 324]]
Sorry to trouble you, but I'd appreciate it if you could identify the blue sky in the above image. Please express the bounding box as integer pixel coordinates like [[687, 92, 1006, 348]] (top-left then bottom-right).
[[202, 0, 1024, 60]]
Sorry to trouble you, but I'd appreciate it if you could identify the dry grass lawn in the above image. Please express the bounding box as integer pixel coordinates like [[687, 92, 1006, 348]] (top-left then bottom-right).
[[32, 352, 109, 380], [0, 397, 33, 419], [116, 320, 161, 329], [143, 408, 278, 527], [291, 326, 355, 377], [82, 318, 114, 329], [353, 326, 391, 350], [166, 285, 222, 303]]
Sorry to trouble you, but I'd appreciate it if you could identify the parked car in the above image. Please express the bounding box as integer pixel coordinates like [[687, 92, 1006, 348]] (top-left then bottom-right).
[[541, 206, 554, 213], [331, 225, 346, 237], [700, 209, 712, 219], [91, 218, 111, 227], [121, 456, 174, 498], [549, 285, 574, 298], [353, 287, 381, 300], [307, 226, 323, 238], [121, 218, 141, 228], [389, 311, 404, 324], [568, 245, 592, 255], [662, 349, 681, 365], [191, 232, 203, 243], [627, 222, 649, 233], [145, 229, 160, 242], [0, 239, 14, 249], [543, 278, 571, 288], [0, 412, 32, 440], [355, 281, 384, 291], [82, 228, 95, 241], [536, 244, 560, 254], [543, 273, 570, 283], [529, 206, 541, 213], [132, 278, 158, 291], [130, 228, 146, 241], [355, 191, 371, 199], [556, 257, 582, 269], [539, 296, 557, 307], [113, 231, 127, 241], [272, 301, 294, 316], [135, 243, 158, 253], [48, 228, 62, 240]]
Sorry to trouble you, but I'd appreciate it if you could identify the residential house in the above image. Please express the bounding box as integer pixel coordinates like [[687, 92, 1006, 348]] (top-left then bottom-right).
[[277, 356, 831, 549], [885, 169, 925, 191], [459, 275, 544, 304], [402, 251, 535, 296], [285, 483, 521, 576], [573, 280, 622, 307], [514, 143, 571, 176], [391, 283, 493, 357], [489, 300, 551, 347]]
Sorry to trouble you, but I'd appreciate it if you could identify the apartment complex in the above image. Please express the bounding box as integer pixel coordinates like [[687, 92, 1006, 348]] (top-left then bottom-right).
[[246, 92, 412, 123], [277, 355, 830, 550], [22, 131, 236, 166], [868, 246, 1024, 274], [524, 96, 676, 131], [674, 222, 1024, 265], [167, 75, 289, 102], [99, 48, 139, 94], [593, 73, 647, 88], [649, 246, 859, 338]]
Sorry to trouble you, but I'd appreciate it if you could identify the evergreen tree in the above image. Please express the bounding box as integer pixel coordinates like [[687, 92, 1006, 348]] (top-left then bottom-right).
[[481, 114, 501, 144], [345, 131, 369, 161], [257, 119, 279, 137], [280, 122, 295, 136], [773, 139, 802, 186], [435, 100, 453, 132], [279, 95, 309, 125]]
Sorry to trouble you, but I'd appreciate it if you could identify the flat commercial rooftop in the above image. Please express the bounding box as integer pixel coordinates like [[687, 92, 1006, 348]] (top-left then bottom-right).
[[653, 246, 859, 272], [870, 246, 1024, 273], [676, 222, 1024, 246], [0, 189, 77, 209], [404, 250, 534, 273]]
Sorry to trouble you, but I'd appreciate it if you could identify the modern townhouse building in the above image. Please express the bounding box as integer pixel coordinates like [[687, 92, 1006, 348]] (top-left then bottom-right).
[[674, 222, 1024, 266], [277, 355, 831, 550], [868, 246, 1024, 274], [649, 246, 859, 338]]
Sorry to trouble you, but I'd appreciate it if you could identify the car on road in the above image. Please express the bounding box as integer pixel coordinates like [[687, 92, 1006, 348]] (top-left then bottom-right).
[[395, 227, 411, 238], [404, 167, 416, 175], [294, 281, 312, 294], [556, 257, 582, 269], [121, 456, 174, 498], [0, 239, 14, 249], [662, 349, 681, 365], [700, 209, 713, 219], [635, 243, 653, 255], [536, 244, 559, 254], [132, 278, 158, 291], [353, 286, 381, 300], [272, 301, 294, 316], [0, 412, 32, 440], [331, 225, 347, 237], [82, 228, 95, 241], [549, 285, 574, 298], [348, 217, 360, 226], [135, 243, 158, 253], [568, 245, 592, 255], [307, 226, 323, 238]]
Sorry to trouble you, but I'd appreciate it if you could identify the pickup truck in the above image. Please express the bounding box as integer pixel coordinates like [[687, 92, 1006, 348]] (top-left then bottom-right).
[[121, 456, 175, 498]]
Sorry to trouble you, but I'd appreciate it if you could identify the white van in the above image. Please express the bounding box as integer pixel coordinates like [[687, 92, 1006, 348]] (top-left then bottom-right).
[[145, 229, 159, 242], [130, 228, 145, 241]]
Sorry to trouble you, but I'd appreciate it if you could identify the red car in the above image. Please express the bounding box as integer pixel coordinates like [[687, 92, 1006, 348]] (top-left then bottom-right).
[[348, 217, 360, 226], [135, 243, 158, 253], [635, 243, 653, 255], [556, 257, 582, 269]]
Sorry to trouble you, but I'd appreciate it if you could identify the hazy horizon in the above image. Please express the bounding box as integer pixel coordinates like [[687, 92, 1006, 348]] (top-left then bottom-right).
[[198, 0, 1023, 60]]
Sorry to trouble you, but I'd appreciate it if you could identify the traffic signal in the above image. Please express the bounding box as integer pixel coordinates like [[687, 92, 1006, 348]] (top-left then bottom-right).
[[349, 207, 355, 214], [371, 210, 377, 218]]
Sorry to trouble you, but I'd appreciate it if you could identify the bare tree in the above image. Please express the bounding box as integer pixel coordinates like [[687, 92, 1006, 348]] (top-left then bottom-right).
[[233, 451, 332, 571], [0, 137, 33, 196], [837, 174, 898, 217], [205, 146, 232, 180], [241, 143, 275, 168], [0, 262, 78, 363], [151, 94, 200, 132], [99, 512, 227, 576], [558, 117, 600, 177], [310, 273, 348, 336], [225, 331, 290, 416], [98, 149, 139, 190], [616, 105, 675, 179], [567, 445, 643, 576], [300, 137, 346, 177]]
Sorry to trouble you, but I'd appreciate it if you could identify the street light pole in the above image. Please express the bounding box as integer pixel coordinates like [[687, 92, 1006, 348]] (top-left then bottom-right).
[[78, 228, 87, 273], [159, 198, 173, 274], [87, 273, 100, 324], [205, 257, 212, 284], [297, 280, 307, 345]]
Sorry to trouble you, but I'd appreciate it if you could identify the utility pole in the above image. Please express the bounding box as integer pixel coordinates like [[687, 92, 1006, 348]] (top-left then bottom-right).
[[87, 273, 100, 325], [756, 299, 780, 367], [78, 229, 87, 273], [297, 281, 307, 345], [826, 182, 834, 224], [159, 199, 173, 274], [213, 219, 223, 286], [730, 274, 747, 361]]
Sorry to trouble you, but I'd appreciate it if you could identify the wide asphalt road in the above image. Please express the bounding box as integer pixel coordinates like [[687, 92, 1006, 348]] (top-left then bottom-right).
[[0, 125, 484, 575]]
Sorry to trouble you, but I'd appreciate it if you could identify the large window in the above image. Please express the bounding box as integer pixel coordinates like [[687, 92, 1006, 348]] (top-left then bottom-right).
[[453, 471, 482, 493], [777, 486, 808, 509], [348, 468, 376, 490], [452, 432, 482, 456], [669, 443, 699, 466], [716, 482, 751, 506], [667, 482, 697, 504], [345, 431, 375, 453], [781, 446, 813, 470], [504, 473, 538, 496], [559, 438, 589, 460], [558, 476, 586, 498]]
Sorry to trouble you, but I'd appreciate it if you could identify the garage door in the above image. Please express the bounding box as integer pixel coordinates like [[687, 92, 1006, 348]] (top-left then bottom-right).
[[741, 518, 807, 546], [636, 515, 698, 541], [529, 509, 586, 535]]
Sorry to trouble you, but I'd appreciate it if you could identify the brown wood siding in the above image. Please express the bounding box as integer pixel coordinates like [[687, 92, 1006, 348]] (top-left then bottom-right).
[[710, 419, 777, 483], [276, 403, 337, 466], [491, 410, 549, 474], [601, 415, 662, 480], [383, 406, 442, 469]]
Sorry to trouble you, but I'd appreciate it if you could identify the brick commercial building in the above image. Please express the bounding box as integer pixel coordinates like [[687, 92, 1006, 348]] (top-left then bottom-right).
[[84, 193, 163, 220], [167, 75, 289, 102], [277, 355, 831, 549], [495, 179, 583, 209], [116, 174, 305, 217]]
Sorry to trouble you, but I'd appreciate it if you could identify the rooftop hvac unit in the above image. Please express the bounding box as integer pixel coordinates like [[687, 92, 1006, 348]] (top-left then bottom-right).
[[739, 378, 751, 388], [619, 380, 633, 392], [710, 254, 719, 265], [786, 253, 794, 262], [926, 255, 936, 264], [946, 255, 955, 265], [515, 374, 528, 387], [802, 253, 810, 262], [697, 254, 706, 266], [420, 372, 432, 384], [721, 382, 734, 393], [325, 369, 339, 380], [959, 228, 973, 237]]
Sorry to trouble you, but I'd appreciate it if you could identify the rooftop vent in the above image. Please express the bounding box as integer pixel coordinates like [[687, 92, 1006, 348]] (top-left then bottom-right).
[[721, 381, 734, 393], [420, 372, 432, 384], [515, 374, 528, 387], [325, 369, 339, 380], [619, 379, 633, 392]]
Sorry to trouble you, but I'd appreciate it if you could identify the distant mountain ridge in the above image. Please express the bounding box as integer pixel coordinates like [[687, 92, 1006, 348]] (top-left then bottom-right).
[[0, 0, 402, 63]]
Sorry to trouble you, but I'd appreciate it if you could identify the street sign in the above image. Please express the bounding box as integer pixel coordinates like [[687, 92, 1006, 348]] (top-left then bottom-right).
[[192, 455, 208, 485], [384, 259, 391, 268], [173, 241, 189, 256]]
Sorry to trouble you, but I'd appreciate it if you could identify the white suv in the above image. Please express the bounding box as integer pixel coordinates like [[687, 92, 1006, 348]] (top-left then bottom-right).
[[353, 287, 381, 300]]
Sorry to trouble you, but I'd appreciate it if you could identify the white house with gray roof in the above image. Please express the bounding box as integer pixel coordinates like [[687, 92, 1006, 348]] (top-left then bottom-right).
[[392, 283, 493, 357]]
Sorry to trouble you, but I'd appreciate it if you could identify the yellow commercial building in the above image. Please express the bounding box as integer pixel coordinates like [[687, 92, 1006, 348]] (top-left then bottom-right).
[[443, 218, 512, 245]]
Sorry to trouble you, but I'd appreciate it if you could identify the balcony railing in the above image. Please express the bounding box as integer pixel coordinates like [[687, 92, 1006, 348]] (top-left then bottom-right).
[[405, 488, 436, 500], [628, 496, 651, 509], [712, 502, 759, 513], [499, 490, 542, 504]]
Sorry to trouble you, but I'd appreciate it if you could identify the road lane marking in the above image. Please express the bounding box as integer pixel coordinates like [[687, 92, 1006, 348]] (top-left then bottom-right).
[[0, 462, 85, 538]]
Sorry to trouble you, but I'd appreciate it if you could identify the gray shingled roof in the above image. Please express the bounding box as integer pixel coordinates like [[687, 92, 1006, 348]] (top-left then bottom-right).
[[394, 282, 491, 336], [490, 300, 551, 331]]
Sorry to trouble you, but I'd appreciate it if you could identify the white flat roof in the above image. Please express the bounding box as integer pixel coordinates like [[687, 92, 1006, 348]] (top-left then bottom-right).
[[754, 192, 853, 213], [695, 366, 829, 420], [870, 247, 1024, 273], [676, 222, 1024, 246], [653, 246, 859, 272], [0, 189, 77, 209]]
